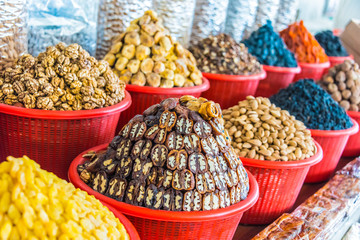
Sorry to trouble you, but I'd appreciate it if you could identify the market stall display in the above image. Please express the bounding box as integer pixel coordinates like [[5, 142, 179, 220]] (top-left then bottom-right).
[[0, 155, 134, 240], [70, 96, 259, 239], [319, 60, 360, 156], [253, 157, 360, 240], [280, 21, 330, 81], [243, 20, 300, 97], [223, 96, 322, 224], [270, 79, 359, 182], [189, 33, 265, 109], [0, 43, 131, 179]]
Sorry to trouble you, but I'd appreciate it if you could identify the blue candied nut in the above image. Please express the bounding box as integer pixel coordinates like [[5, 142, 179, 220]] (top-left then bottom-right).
[[269, 79, 353, 130], [242, 20, 298, 68], [315, 30, 348, 57]]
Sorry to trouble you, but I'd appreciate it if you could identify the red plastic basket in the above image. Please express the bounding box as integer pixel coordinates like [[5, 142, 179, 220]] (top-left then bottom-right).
[[343, 111, 360, 157], [239, 141, 323, 225], [255, 65, 301, 97], [102, 203, 140, 240], [0, 91, 132, 180], [68, 144, 259, 240], [293, 61, 330, 82], [324, 55, 354, 74], [116, 78, 209, 131], [305, 118, 359, 183], [201, 71, 266, 109]]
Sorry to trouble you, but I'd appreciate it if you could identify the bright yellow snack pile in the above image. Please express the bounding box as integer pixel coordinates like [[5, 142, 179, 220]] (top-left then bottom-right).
[[0, 156, 130, 240]]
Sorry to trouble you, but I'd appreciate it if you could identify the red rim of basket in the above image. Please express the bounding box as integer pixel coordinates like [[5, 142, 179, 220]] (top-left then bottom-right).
[[69, 143, 259, 222], [347, 111, 360, 119], [262, 64, 301, 74], [0, 90, 132, 119], [328, 55, 353, 62], [310, 118, 359, 137], [240, 140, 323, 169], [125, 77, 210, 94], [101, 202, 141, 240], [298, 61, 330, 69], [202, 70, 266, 82]]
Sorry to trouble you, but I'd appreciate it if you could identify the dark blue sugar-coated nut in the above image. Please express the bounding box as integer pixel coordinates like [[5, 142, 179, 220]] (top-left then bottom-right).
[[315, 30, 348, 57]]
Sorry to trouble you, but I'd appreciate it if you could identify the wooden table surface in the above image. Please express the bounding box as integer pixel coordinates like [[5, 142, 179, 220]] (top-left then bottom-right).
[[233, 157, 353, 240]]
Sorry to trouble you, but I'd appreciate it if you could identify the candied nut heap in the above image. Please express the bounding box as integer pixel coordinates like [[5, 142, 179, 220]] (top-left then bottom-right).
[[319, 60, 360, 112], [103, 10, 203, 88], [0, 43, 125, 110], [0, 156, 129, 240], [78, 96, 250, 211], [223, 96, 316, 161], [189, 33, 262, 75]]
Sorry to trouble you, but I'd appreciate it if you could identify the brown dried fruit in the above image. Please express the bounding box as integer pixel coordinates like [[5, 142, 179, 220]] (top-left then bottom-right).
[[151, 144, 168, 167]]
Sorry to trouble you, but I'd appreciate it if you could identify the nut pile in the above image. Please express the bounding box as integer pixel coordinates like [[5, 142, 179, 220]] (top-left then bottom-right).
[[223, 96, 316, 161], [319, 60, 360, 111], [78, 96, 250, 211], [0, 43, 126, 110], [103, 10, 203, 88], [189, 33, 262, 75], [0, 156, 129, 240]]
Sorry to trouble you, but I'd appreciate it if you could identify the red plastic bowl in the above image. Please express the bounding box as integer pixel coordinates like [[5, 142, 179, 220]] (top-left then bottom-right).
[[0, 91, 131, 180], [102, 203, 140, 240], [255, 65, 301, 97], [306, 118, 359, 183], [201, 71, 266, 109], [343, 112, 360, 157], [68, 144, 259, 240], [239, 141, 323, 225], [116, 78, 209, 131], [293, 61, 330, 82], [324, 55, 354, 75]]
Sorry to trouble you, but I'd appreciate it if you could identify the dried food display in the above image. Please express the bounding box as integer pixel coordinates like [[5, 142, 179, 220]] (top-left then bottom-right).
[[77, 96, 250, 211], [253, 157, 360, 240], [0, 43, 126, 110], [189, 33, 262, 75], [319, 60, 360, 111], [315, 30, 349, 57], [270, 79, 353, 130], [223, 96, 316, 161], [103, 10, 203, 88], [280, 21, 329, 64], [243, 20, 298, 68], [0, 156, 129, 239]]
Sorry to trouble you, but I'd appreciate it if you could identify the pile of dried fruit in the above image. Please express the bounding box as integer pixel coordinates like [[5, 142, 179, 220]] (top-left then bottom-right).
[[315, 30, 349, 57], [78, 96, 250, 211], [0, 43, 125, 110], [189, 33, 262, 75], [319, 60, 360, 111], [103, 10, 203, 88], [0, 156, 129, 239], [280, 21, 328, 64], [223, 96, 316, 161]]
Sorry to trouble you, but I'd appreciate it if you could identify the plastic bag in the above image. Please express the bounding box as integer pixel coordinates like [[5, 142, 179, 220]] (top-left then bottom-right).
[[27, 0, 98, 56], [275, 0, 299, 31]]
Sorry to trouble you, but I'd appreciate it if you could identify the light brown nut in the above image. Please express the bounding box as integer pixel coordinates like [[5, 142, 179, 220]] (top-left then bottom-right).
[[175, 115, 194, 135], [213, 191, 220, 210], [237, 165, 250, 200], [174, 74, 186, 87], [106, 177, 127, 201], [145, 124, 160, 140], [159, 36, 172, 52], [163, 188, 174, 210], [217, 155, 228, 172], [223, 170, 233, 188], [223, 149, 239, 169], [174, 190, 184, 211], [109, 42, 123, 54], [229, 186, 237, 205], [146, 72, 161, 87], [183, 169, 195, 190], [121, 45, 136, 59], [193, 190, 202, 211], [136, 45, 151, 60], [195, 173, 206, 194], [206, 155, 221, 174], [183, 191, 193, 211], [151, 144, 168, 167], [124, 31, 141, 46], [140, 140, 153, 160], [140, 58, 154, 74], [213, 171, 227, 191], [228, 168, 239, 187], [124, 180, 140, 205], [219, 190, 226, 209], [117, 157, 133, 178], [216, 134, 230, 153], [172, 170, 182, 190], [116, 139, 132, 160], [130, 71, 146, 86], [204, 171, 216, 192], [104, 53, 116, 66], [177, 149, 188, 170], [153, 61, 166, 74], [203, 193, 213, 211], [166, 132, 184, 150], [140, 31, 155, 47], [188, 152, 208, 174], [119, 122, 132, 138], [127, 59, 141, 73], [159, 110, 177, 131], [194, 120, 212, 139], [131, 140, 145, 159], [201, 137, 220, 156], [209, 118, 224, 135], [128, 122, 147, 141], [144, 184, 158, 209], [184, 133, 201, 153], [167, 149, 188, 171], [163, 169, 173, 189], [92, 171, 108, 194], [154, 128, 167, 144]]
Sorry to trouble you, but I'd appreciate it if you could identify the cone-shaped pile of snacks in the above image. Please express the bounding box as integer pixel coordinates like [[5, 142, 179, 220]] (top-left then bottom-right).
[[0, 43, 125, 110], [103, 10, 203, 88], [280, 21, 328, 64], [223, 96, 316, 161], [189, 33, 262, 75], [0, 156, 129, 239], [77, 96, 250, 211], [319, 60, 360, 111], [315, 30, 349, 57], [243, 20, 297, 68]]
